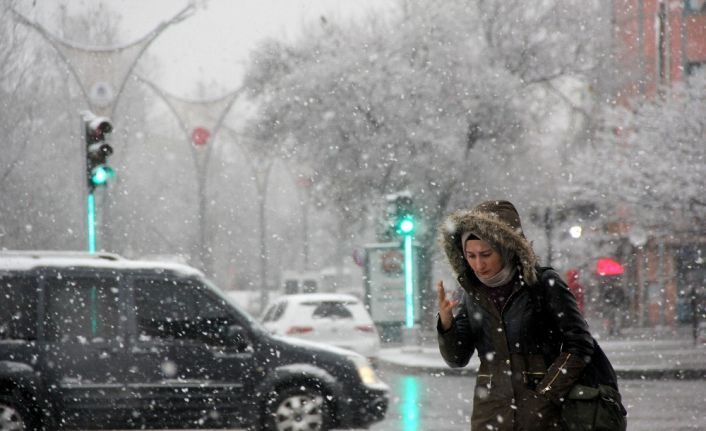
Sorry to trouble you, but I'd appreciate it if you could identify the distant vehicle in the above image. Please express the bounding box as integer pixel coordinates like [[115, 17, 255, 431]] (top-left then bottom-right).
[[261, 293, 381, 360], [0, 251, 388, 431]]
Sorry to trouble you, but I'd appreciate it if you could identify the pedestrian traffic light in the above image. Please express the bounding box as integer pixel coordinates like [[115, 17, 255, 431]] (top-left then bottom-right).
[[82, 111, 114, 189]]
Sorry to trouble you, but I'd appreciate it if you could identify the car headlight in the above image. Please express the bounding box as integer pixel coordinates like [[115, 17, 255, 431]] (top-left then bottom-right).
[[347, 355, 386, 389]]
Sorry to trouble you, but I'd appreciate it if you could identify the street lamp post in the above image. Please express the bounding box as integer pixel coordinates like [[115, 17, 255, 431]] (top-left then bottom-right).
[[531, 203, 598, 267], [220, 125, 274, 313], [255, 160, 273, 310], [135, 75, 243, 273], [295, 170, 314, 270]]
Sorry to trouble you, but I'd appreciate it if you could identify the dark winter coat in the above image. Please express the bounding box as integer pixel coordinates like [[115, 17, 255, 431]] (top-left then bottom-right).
[[437, 201, 618, 431]]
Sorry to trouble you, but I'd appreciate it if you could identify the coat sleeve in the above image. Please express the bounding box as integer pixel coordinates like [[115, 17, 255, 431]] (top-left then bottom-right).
[[437, 292, 476, 368], [536, 269, 595, 404]]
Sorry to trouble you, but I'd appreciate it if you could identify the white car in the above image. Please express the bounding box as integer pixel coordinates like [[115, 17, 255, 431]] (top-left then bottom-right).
[[261, 293, 381, 360]]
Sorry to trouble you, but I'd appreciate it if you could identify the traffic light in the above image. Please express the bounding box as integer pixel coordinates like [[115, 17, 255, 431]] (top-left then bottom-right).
[[384, 192, 417, 329], [392, 194, 415, 234], [380, 192, 417, 240], [82, 111, 114, 189]]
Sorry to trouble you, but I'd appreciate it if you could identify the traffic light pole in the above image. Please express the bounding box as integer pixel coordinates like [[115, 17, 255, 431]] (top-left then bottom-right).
[[395, 207, 419, 347], [87, 191, 97, 253], [403, 233, 415, 329]]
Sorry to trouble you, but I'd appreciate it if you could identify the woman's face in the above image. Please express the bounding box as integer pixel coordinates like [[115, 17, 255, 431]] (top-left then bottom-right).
[[464, 239, 503, 279]]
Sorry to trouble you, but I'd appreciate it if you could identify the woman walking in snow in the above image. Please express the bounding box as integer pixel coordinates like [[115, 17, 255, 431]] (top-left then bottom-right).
[[436, 200, 625, 430]]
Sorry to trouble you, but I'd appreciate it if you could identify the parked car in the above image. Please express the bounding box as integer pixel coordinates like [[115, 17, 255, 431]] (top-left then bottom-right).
[[261, 293, 381, 360], [0, 251, 388, 431]]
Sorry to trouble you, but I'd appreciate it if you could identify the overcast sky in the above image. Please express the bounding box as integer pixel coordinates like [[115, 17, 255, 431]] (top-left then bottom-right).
[[19, 0, 393, 97]]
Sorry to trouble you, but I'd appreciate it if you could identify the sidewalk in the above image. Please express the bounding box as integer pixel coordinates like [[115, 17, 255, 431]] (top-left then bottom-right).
[[377, 324, 706, 379]]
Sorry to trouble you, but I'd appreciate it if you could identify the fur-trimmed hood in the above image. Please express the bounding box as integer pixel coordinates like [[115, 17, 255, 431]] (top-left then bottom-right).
[[438, 200, 538, 286]]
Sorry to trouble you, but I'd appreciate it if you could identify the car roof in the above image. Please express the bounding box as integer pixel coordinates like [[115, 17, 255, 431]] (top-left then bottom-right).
[[273, 293, 362, 304], [0, 250, 203, 277]]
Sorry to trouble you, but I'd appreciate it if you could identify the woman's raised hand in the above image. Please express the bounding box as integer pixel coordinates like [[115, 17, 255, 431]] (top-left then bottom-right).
[[437, 280, 459, 331]]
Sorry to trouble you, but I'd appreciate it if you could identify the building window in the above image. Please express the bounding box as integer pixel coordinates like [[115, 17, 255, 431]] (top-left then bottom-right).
[[687, 0, 706, 12], [686, 62, 706, 75]]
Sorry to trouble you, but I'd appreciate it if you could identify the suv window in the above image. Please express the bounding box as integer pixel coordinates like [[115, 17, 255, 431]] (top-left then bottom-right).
[[0, 275, 38, 340], [133, 278, 234, 343], [262, 302, 287, 322], [44, 275, 121, 343], [309, 301, 354, 319]]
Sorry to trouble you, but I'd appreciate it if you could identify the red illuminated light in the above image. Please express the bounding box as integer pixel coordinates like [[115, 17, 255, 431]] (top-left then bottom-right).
[[596, 258, 624, 276]]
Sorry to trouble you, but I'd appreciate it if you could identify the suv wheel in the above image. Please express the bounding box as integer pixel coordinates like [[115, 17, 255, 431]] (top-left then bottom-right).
[[0, 394, 31, 431], [263, 385, 330, 431]]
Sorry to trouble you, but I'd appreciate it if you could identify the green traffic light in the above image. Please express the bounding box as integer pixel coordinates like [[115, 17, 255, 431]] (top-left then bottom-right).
[[91, 166, 115, 186], [397, 215, 416, 235]]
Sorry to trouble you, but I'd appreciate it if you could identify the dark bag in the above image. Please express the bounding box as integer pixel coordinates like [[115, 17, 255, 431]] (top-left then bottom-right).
[[533, 267, 627, 430], [561, 383, 627, 431]]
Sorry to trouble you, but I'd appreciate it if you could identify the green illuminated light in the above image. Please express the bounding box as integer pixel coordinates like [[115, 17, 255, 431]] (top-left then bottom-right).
[[399, 219, 415, 234], [91, 166, 115, 186], [397, 215, 416, 235]]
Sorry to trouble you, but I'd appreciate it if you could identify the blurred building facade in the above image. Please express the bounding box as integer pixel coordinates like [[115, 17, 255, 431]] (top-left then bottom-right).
[[614, 0, 706, 99], [609, 0, 706, 327]]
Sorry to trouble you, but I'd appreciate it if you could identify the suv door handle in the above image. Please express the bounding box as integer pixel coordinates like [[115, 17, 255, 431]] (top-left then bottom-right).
[[212, 351, 253, 359]]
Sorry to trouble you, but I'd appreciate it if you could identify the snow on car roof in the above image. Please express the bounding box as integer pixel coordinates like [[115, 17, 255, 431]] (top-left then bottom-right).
[[274, 293, 361, 303], [0, 250, 203, 277]]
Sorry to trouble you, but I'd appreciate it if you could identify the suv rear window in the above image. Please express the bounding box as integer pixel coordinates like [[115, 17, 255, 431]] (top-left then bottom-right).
[[0, 275, 38, 341], [308, 301, 354, 319]]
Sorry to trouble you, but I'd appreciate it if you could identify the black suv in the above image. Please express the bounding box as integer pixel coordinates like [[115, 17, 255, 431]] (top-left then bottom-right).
[[0, 251, 388, 430]]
